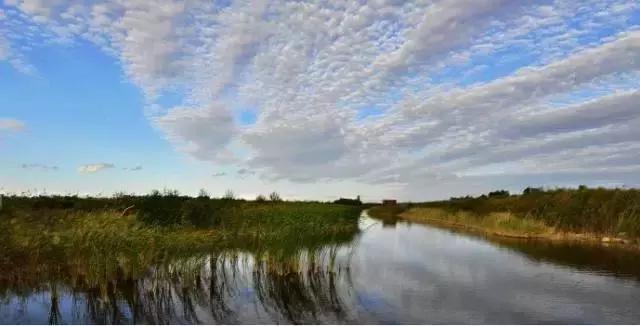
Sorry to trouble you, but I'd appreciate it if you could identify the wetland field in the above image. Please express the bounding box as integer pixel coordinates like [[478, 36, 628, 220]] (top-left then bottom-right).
[[2, 189, 640, 324]]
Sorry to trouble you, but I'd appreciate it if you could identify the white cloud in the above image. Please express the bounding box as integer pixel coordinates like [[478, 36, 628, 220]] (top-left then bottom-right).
[[154, 102, 235, 161], [372, 0, 517, 73], [4, 0, 640, 199], [0, 118, 25, 132], [78, 163, 114, 174]]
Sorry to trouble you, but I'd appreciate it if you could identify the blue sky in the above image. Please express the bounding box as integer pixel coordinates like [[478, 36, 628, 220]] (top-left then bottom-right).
[[1, 1, 639, 201]]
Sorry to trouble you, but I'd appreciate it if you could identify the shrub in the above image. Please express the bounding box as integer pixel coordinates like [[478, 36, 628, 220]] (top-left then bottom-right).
[[181, 198, 215, 227], [137, 191, 184, 226]]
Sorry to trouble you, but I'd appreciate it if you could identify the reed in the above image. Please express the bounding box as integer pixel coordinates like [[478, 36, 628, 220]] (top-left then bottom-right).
[[419, 187, 640, 237]]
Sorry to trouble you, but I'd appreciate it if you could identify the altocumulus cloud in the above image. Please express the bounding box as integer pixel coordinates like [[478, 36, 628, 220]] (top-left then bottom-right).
[[78, 163, 115, 174], [3, 0, 640, 198]]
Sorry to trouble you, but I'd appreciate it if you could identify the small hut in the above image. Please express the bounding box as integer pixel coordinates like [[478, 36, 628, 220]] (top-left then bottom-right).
[[382, 199, 397, 206]]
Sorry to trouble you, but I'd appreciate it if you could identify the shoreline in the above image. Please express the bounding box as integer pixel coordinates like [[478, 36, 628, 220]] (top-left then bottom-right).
[[376, 207, 640, 251]]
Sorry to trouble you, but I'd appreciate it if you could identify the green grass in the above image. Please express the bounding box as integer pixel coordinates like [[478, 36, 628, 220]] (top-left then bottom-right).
[[400, 207, 554, 238], [0, 195, 362, 311], [367, 205, 406, 222], [0, 193, 361, 323], [0, 195, 362, 288], [0, 198, 361, 252], [418, 187, 640, 237]]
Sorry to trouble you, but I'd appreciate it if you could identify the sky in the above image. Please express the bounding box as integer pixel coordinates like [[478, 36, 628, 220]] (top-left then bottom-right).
[[0, 0, 639, 201]]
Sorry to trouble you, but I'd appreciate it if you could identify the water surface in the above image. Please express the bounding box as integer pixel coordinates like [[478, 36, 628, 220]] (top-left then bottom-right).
[[2, 212, 640, 324]]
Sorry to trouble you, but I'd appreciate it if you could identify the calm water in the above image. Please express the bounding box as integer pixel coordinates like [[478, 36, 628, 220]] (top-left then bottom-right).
[[2, 211, 640, 324]]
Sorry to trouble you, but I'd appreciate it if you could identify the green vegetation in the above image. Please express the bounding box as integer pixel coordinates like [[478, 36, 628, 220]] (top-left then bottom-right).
[[368, 204, 405, 222], [0, 191, 361, 267], [425, 186, 640, 238], [369, 186, 640, 244], [0, 191, 363, 323], [333, 196, 362, 206], [401, 208, 554, 238]]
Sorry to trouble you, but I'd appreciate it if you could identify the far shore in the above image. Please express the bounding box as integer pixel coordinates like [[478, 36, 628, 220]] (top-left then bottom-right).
[[368, 206, 640, 251]]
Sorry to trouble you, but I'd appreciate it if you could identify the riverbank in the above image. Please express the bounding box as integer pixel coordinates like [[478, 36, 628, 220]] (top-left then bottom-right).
[[410, 207, 640, 248], [369, 205, 640, 249], [369, 187, 640, 249], [0, 195, 362, 263]]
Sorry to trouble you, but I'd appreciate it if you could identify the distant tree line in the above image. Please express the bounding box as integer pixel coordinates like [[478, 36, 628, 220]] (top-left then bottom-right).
[[449, 185, 597, 201], [333, 196, 362, 206]]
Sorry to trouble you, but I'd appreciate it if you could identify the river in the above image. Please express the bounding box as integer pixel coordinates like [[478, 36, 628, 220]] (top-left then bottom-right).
[[2, 211, 640, 324]]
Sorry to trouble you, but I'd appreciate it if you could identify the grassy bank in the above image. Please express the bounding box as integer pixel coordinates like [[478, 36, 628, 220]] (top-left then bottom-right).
[[367, 205, 406, 222], [424, 187, 640, 238], [369, 187, 640, 246], [0, 194, 362, 303], [400, 207, 555, 238], [0, 193, 362, 273]]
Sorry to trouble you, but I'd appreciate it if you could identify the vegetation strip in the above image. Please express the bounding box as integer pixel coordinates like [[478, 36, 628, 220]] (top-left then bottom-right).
[[369, 186, 640, 249]]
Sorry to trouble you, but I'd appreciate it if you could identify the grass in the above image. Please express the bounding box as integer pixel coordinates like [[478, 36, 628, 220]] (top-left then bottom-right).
[[367, 205, 405, 220], [367, 186, 640, 246], [0, 193, 364, 323], [0, 193, 362, 288], [421, 187, 640, 237], [0, 198, 361, 252], [400, 207, 554, 238], [0, 195, 362, 321]]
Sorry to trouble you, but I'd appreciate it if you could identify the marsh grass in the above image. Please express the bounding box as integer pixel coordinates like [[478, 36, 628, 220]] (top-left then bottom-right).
[[0, 201, 360, 259], [401, 208, 554, 238], [420, 187, 640, 238], [0, 195, 362, 323], [0, 194, 361, 301]]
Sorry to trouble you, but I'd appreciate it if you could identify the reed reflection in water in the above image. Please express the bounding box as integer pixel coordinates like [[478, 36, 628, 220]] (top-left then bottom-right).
[[0, 245, 360, 324], [4, 213, 640, 324]]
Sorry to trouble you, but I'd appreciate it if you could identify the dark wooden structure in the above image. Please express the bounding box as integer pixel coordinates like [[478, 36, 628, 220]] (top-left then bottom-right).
[[382, 199, 397, 206]]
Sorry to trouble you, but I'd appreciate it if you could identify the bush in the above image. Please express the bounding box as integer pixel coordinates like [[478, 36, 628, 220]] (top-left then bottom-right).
[[137, 190, 185, 226], [181, 198, 216, 227]]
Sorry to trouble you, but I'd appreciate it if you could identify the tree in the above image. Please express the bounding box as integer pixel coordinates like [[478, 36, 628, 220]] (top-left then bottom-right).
[[197, 188, 210, 199], [223, 189, 235, 200], [333, 197, 362, 205], [523, 187, 543, 195], [488, 190, 510, 198], [163, 189, 180, 197], [269, 191, 282, 202]]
